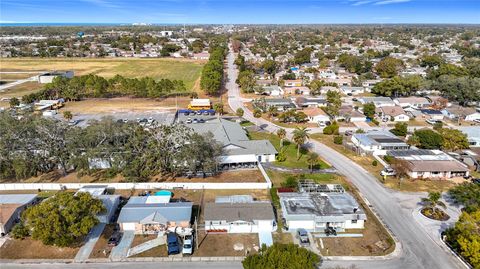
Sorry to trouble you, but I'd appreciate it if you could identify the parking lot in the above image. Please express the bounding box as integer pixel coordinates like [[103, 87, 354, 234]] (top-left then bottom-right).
[[52, 111, 176, 127]]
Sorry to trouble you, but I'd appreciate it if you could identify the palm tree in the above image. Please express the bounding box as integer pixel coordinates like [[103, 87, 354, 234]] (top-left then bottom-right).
[[267, 106, 278, 119], [292, 127, 309, 159], [422, 192, 446, 212], [276, 128, 286, 148], [307, 152, 319, 173]]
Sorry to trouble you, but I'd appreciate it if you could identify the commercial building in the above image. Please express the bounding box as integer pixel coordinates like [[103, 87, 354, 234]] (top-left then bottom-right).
[[38, 71, 74, 84]]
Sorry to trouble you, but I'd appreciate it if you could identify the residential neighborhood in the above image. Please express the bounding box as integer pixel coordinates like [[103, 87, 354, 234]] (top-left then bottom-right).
[[0, 9, 480, 269]]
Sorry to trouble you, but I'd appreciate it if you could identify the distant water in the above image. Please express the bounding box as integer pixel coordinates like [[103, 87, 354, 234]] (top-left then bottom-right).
[[0, 22, 182, 27]]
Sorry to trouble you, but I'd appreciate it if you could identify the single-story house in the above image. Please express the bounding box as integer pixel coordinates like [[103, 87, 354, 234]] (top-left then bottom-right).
[[284, 86, 310, 96], [340, 86, 364, 96], [192, 52, 210, 60], [441, 105, 477, 120], [303, 107, 331, 124], [465, 111, 480, 122], [0, 194, 38, 236], [419, 109, 444, 121], [259, 85, 283, 96], [256, 79, 273, 87], [459, 127, 480, 148], [279, 192, 366, 232], [295, 96, 327, 108], [77, 185, 121, 223], [378, 106, 409, 122], [362, 79, 382, 89], [351, 130, 410, 155], [264, 98, 296, 111], [117, 196, 192, 235], [359, 97, 396, 107], [204, 195, 276, 234], [320, 86, 339, 94], [394, 97, 431, 109], [388, 149, 470, 179], [336, 105, 366, 122], [284, 79, 302, 87]]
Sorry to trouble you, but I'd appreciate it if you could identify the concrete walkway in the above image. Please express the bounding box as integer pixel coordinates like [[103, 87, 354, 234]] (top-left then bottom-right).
[[110, 231, 135, 261], [127, 235, 166, 257], [74, 223, 106, 263]]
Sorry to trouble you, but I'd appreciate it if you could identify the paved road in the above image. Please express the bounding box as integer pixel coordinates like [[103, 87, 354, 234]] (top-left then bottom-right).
[[74, 223, 107, 263], [226, 44, 465, 269]]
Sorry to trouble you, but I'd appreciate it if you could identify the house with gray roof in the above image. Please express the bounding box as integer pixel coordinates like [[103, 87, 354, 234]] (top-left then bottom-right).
[[359, 97, 396, 107], [117, 196, 192, 235], [186, 118, 277, 164], [279, 192, 366, 232], [76, 185, 120, 223], [0, 194, 38, 236]]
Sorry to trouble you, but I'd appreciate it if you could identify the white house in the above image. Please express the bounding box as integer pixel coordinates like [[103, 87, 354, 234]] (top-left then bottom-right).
[[466, 112, 480, 122], [351, 130, 410, 155], [378, 106, 409, 122], [340, 86, 364, 96], [394, 97, 430, 109], [302, 107, 330, 124], [279, 192, 366, 232], [204, 196, 276, 234], [38, 71, 74, 84], [359, 97, 396, 107]]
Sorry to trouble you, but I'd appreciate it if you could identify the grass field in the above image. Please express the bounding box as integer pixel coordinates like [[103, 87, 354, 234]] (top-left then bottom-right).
[[0, 81, 43, 99], [0, 58, 205, 91]]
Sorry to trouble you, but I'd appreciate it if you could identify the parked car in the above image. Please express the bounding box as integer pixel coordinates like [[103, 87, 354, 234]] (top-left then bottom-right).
[[296, 228, 310, 246], [199, 119, 205, 123], [325, 227, 337, 236], [192, 118, 199, 124], [167, 233, 180, 255], [345, 130, 353, 136], [182, 234, 194, 255], [108, 232, 122, 247], [380, 168, 396, 176], [426, 119, 442, 125], [186, 118, 192, 124]]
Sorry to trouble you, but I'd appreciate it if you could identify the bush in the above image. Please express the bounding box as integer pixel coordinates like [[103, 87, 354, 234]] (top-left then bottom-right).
[[383, 155, 393, 164], [323, 122, 339, 135], [333, 135, 343, 145], [282, 176, 298, 188], [253, 108, 262, 118], [372, 119, 380, 126], [276, 151, 286, 162], [372, 160, 378, 166], [11, 222, 29, 239]]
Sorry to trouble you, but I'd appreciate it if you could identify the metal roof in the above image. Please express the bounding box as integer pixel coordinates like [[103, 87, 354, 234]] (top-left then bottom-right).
[[117, 197, 192, 224], [204, 202, 275, 222], [0, 194, 37, 205]]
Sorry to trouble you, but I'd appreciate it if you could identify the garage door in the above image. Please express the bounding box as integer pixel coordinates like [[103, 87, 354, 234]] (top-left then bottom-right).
[[122, 223, 136, 231]]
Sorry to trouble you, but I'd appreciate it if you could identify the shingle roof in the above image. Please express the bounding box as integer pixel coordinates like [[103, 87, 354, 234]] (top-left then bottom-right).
[[406, 160, 469, 172], [204, 202, 275, 222]]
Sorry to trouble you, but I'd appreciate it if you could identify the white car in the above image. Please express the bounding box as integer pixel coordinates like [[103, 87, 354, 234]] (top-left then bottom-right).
[[182, 235, 193, 255], [426, 119, 442, 125], [380, 168, 396, 176]]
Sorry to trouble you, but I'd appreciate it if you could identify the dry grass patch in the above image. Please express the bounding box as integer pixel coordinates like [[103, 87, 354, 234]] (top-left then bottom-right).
[[194, 232, 259, 257], [173, 170, 265, 183], [0, 82, 43, 99], [89, 224, 116, 259], [0, 238, 79, 259], [62, 97, 184, 114]]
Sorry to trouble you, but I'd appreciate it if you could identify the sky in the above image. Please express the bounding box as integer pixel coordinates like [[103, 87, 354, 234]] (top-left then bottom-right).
[[0, 0, 479, 24]]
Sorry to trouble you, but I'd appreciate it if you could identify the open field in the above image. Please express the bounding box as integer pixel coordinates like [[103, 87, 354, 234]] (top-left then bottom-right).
[[0, 81, 43, 99], [311, 133, 460, 192], [0, 73, 38, 80], [0, 58, 205, 91], [0, 237, 80, 259], [249, 130, 330, 170], [61, 97, 185, 114]]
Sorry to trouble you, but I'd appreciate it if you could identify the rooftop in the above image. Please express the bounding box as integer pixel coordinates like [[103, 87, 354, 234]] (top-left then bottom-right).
[[204, 202, 275, 222], [117, 197, 192, 224], [0, 194, 38, 205]]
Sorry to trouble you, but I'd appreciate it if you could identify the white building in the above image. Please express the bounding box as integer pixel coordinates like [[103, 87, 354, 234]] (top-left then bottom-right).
[[38, 71, 74, 84], [351, 130, 410, 155], [279, 192, 366, 232]]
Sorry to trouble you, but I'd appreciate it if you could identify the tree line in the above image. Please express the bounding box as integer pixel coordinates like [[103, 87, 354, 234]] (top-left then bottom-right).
[[0, 112, 222, 182], [22, 74, 188, 103], [200, 44, 227, 95]]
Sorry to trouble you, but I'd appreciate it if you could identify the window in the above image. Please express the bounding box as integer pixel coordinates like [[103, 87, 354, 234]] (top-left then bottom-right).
[[351, 220, 358, 224]]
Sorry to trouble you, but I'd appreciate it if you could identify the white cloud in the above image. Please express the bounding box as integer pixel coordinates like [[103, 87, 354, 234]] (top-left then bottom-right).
[[374, 0, 412, 5], [349, 0, 412, 6], [81, 0, 120, 8]]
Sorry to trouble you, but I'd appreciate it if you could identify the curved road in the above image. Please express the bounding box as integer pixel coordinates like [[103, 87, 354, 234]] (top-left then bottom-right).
[[226, 45, 464, 269]]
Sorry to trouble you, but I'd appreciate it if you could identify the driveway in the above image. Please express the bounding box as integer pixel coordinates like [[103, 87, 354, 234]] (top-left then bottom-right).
[[353, 121, 370, 129], [110, 231, 135, 261], [74, 223, 106, 263], [225, 43, 466, 269]]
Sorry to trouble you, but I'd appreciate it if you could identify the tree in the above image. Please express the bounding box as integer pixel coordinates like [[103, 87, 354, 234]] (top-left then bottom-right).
[[267, 106, 278, 119], [363, 103, 376, 119], [292, 127, 309, 159], [445, 210, 480, 268], [439, 128, 469, 151], [9, 97, 20, 108], [375, 57, 404, 78], [236, 107, 244, 117], [242, 243, 320, 269], [371, 75, 424, 97], [213, 103, 224, 115], [323, 122, 339, 135], [307, 152, 319, 173], [263, 59, 277, 76], [21, 192, 105, 247], [325, 90, 341, 116], [333, 135, 343, 145], [238, 70, 256, 93], [429, 75, 480, 105], [422, 192, 446, 211], [294, 48, 313, 65], [276, 128, 286, 148], [63, 110, 73, 121], [390, 122, 408, 136], [420, 54, 445, 68], [409, 129, 443, 149], [253, 108, 262, 118], [448, 183, 480, 213]]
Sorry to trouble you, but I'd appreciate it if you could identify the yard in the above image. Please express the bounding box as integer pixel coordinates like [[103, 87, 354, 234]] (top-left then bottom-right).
[[0, 237, 80, 259], [0, 58, 204, 91], [194, 231, 259, 257], [89, 224, 117, 259], [248, 131, 330, 170], [311, 133, 458, 192]]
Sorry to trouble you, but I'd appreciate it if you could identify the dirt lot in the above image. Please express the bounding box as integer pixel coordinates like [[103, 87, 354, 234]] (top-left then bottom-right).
[[88, 224, 116, 258], [0, 238, 80, 259], [194, 232, 259, 257]]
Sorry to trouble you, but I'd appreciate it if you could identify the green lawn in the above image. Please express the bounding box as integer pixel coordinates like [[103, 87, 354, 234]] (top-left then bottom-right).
[[249, 131, 330, 169], [267, 169, 346, 188]]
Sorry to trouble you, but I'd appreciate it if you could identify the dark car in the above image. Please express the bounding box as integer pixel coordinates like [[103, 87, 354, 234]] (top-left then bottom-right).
[[296, 228, 310, 246], [108, 232, 122, 247], [167, 233, 180, 255]]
